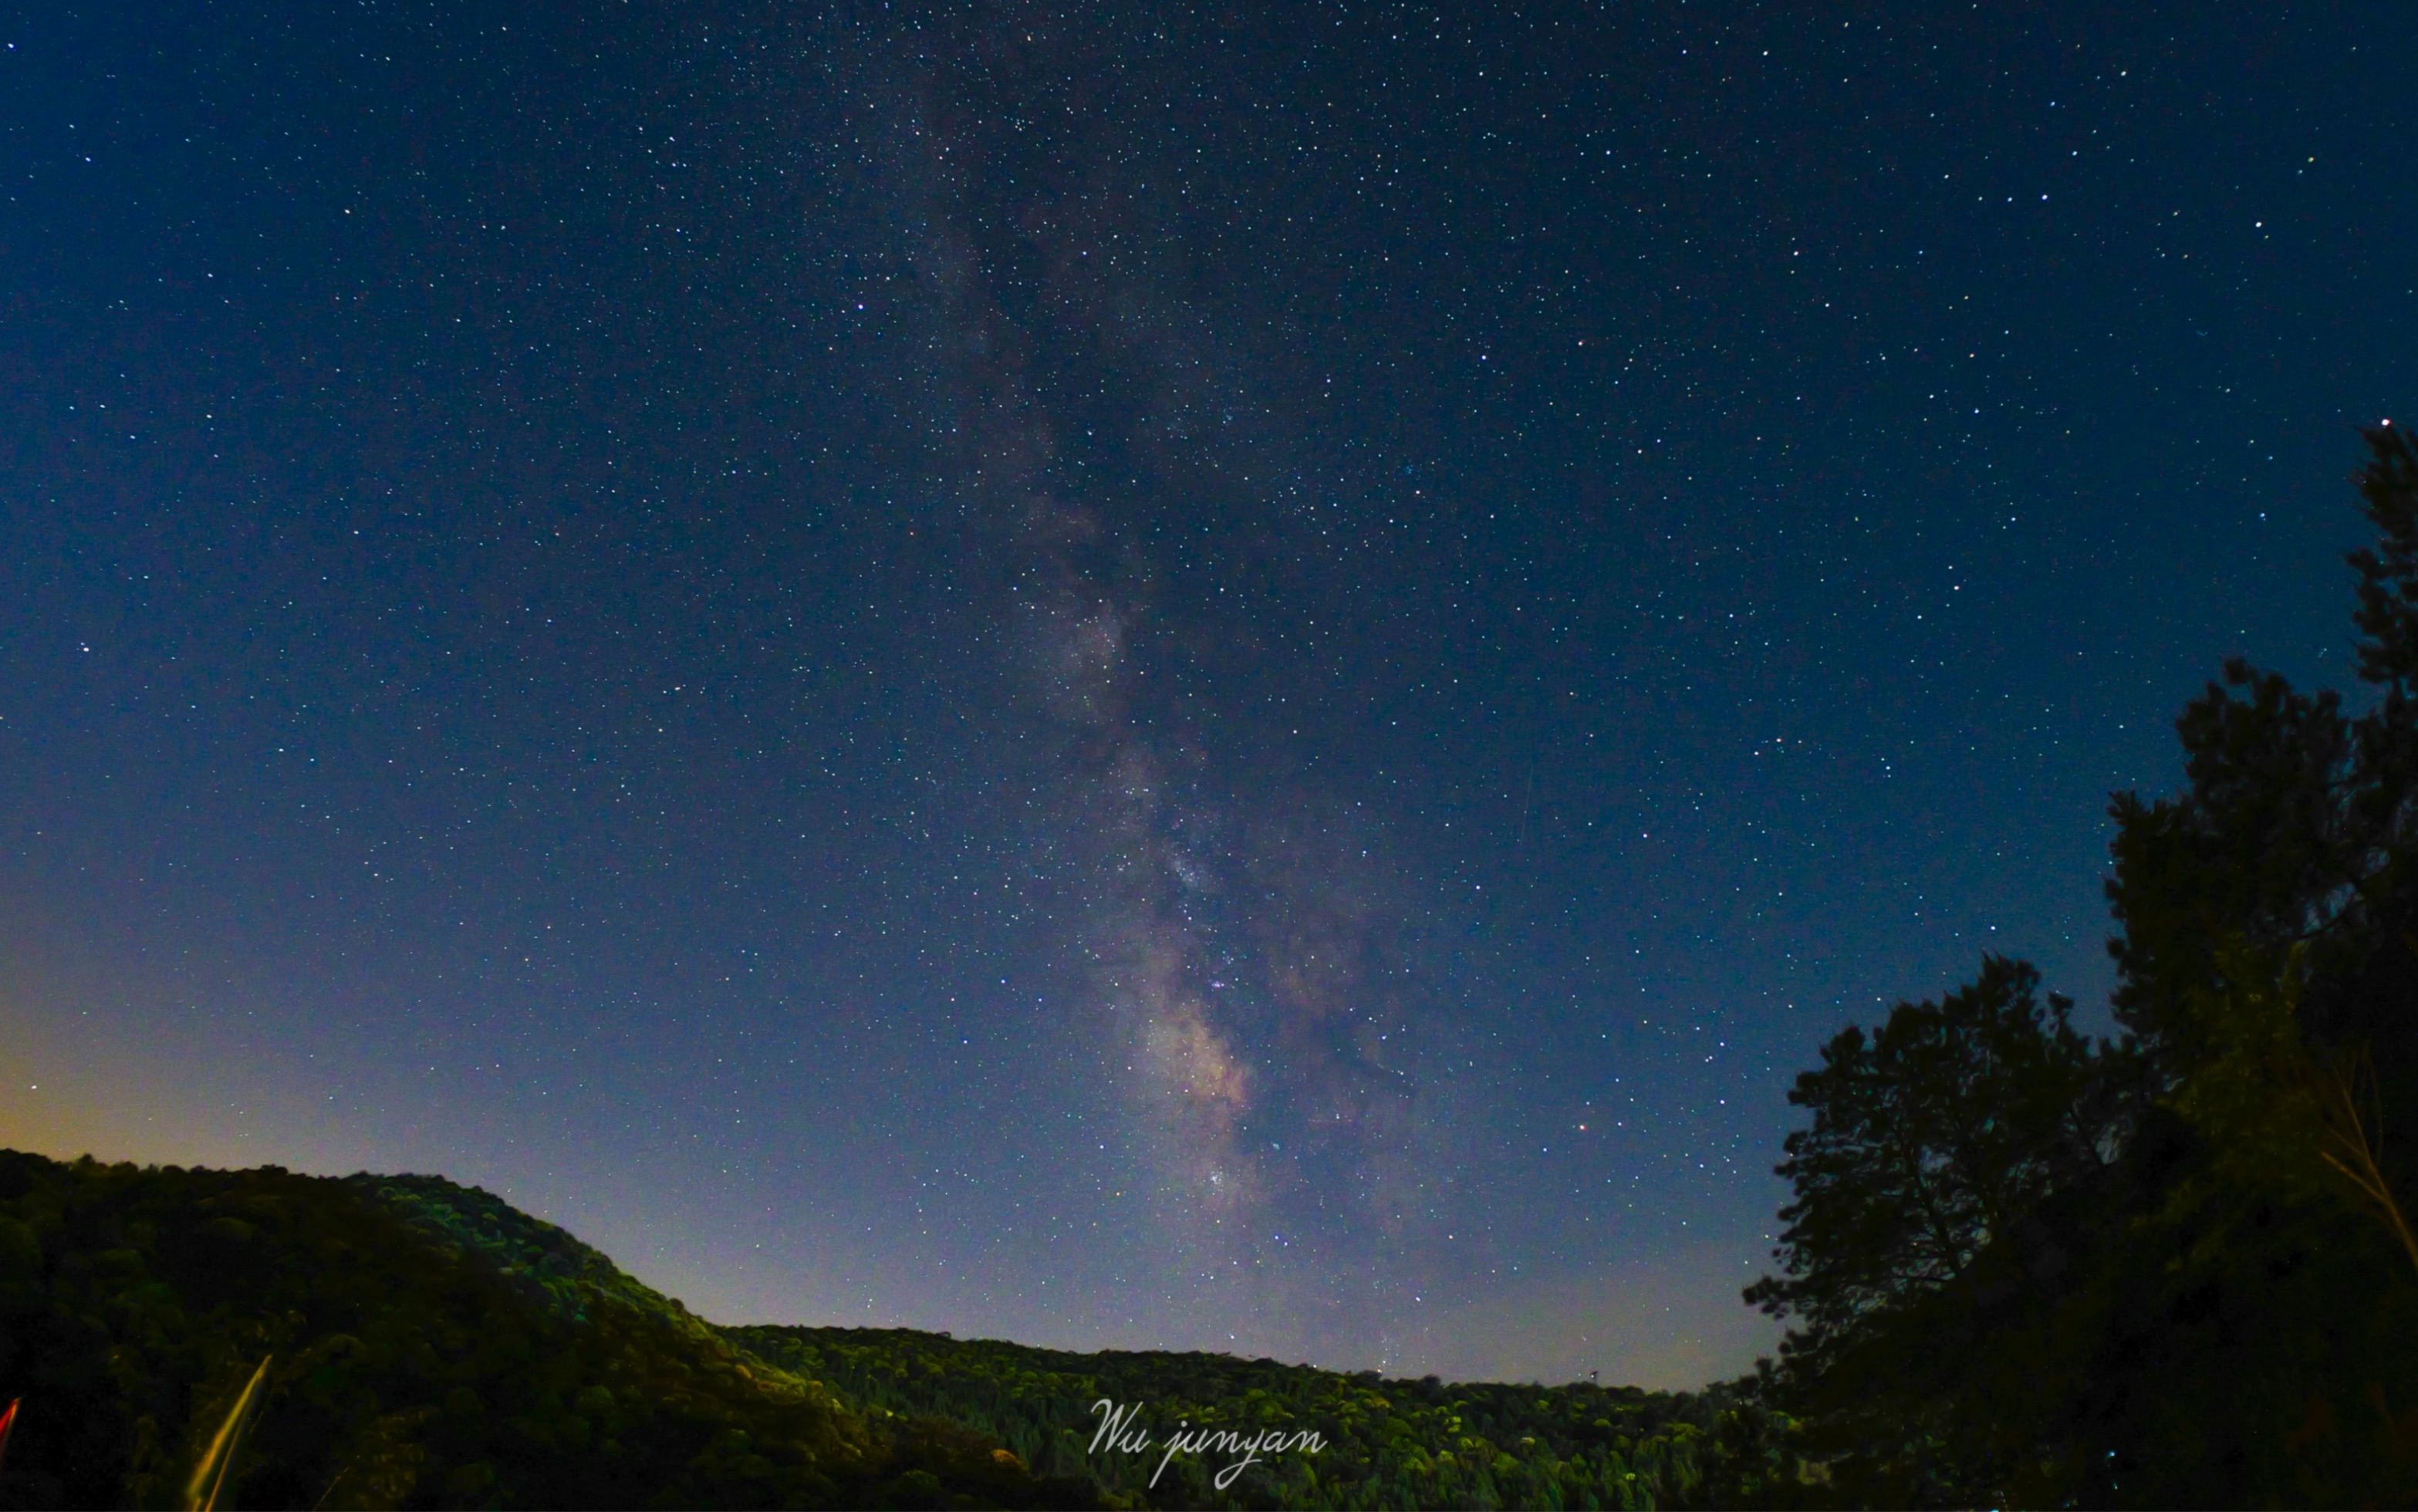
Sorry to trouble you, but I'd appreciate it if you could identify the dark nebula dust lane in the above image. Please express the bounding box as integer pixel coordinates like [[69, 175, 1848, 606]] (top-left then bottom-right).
[[889, 25, 1516, 1353], [2, 1, 2413, 1385]]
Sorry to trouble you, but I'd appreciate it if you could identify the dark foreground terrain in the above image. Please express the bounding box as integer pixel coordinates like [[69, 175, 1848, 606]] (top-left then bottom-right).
[[0, 1150, 1797, 1509]]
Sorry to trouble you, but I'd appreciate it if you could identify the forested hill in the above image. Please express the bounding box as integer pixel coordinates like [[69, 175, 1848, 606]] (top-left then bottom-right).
[[727, 1325, 1798, 1509], [0, 1150, 1802, 1510], [0, 1152, 1072, 1510]]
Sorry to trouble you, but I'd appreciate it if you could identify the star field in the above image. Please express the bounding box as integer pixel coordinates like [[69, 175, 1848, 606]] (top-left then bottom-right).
[[2, 1, 2412, 1386]]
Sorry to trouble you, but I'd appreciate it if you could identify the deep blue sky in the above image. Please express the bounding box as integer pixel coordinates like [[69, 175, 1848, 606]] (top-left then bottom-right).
[[3, 1, 2411, 1386]]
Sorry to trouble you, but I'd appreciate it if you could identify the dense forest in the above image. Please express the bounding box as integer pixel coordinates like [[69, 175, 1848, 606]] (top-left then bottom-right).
[[725, 1325, 1795, 1508], [7, 427, 2418, 1508]]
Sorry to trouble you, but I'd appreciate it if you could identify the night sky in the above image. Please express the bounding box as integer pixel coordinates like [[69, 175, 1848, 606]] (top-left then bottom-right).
[[4, 2, 2413, 1389]]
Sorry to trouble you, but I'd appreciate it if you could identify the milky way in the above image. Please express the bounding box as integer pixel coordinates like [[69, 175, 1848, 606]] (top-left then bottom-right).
[[896, 29, 1500, 1346]]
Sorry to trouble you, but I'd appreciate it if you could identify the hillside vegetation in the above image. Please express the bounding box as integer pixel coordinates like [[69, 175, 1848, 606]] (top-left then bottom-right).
[[0, 1153, 1084, 1509], [730, 1325, 1799, 1508], [0, 1151, 1793, 1509]]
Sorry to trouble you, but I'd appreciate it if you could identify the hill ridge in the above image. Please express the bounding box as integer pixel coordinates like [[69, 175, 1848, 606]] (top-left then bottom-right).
[[0, 1150, 1804, 1508]]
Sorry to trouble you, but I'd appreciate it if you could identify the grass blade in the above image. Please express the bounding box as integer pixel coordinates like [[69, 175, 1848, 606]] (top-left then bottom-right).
[[184, 1355, 272, 1512]]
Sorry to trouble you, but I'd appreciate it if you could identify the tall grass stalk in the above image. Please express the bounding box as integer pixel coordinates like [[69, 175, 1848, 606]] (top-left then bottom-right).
[[2313, 1048, 2418, 1282], [184, 1355, 272, 1512]]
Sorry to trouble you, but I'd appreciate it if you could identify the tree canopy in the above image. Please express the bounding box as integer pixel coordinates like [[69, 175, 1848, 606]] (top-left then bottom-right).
[[1746, 957, 2119, 1345], [1747, 424, 2418, 1507]]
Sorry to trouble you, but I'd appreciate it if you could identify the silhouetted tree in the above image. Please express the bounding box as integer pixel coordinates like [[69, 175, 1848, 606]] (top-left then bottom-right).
[[1747, 425, 2418, 1507], [1746, 957, 2119, 1348]]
